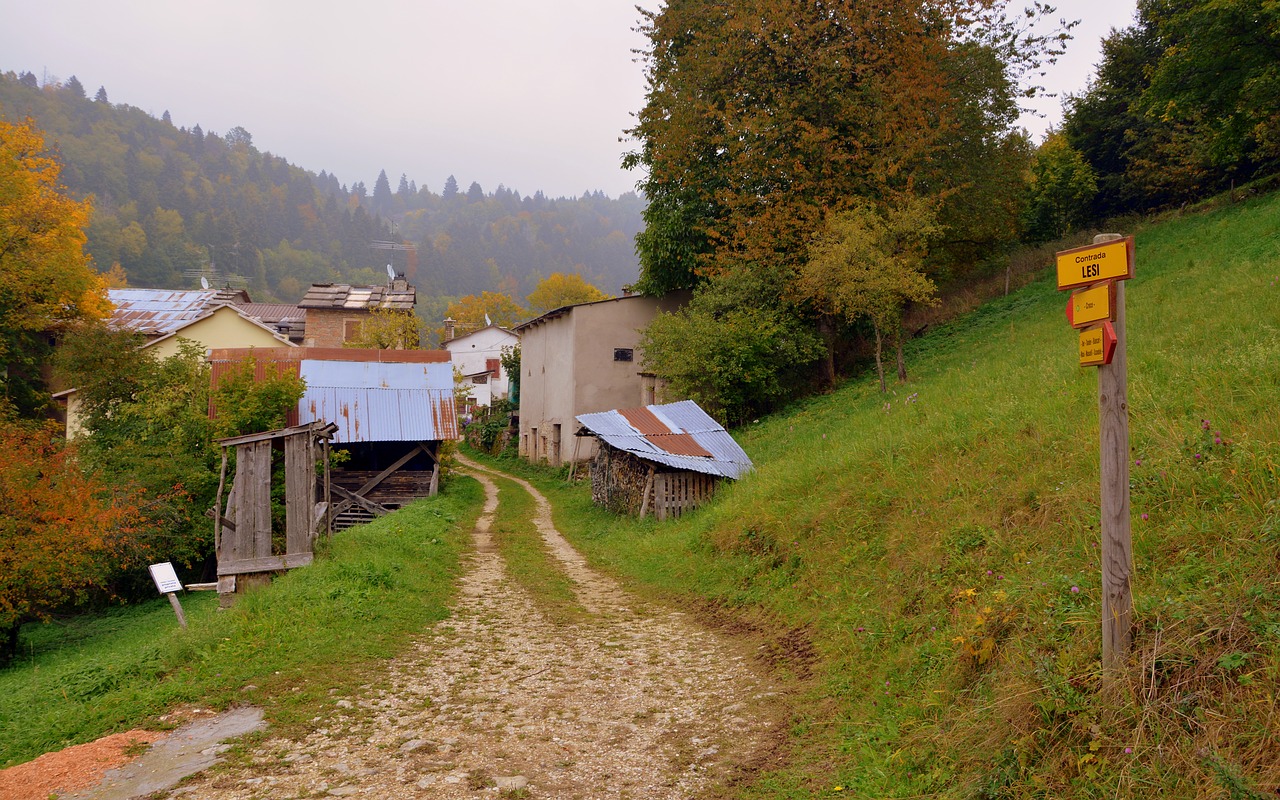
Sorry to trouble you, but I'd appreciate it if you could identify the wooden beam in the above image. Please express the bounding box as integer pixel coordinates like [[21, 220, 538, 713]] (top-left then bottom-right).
[[217, 552, 315, 576], [354, 444, 425, 497], [330, 484, 390, 516], [216, 421, 337, 448]]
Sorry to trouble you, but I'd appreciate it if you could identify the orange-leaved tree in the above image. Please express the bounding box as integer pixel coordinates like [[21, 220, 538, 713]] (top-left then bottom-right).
[[0, 116, 109, 415], [0, 422, 150, 663]]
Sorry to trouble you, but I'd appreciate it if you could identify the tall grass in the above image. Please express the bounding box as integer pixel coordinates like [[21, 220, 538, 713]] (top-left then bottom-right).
[[0, 480, 483, 767], [515, 191, 1280, 797]]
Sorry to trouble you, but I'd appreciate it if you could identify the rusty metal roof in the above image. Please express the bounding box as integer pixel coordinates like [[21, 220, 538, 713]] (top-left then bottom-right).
[[207, 348, 456, 443], [107, 289, 221, 336], [576, 400, 753, 479]]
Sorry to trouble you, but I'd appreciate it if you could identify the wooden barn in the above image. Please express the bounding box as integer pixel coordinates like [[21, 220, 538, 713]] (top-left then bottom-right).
[[575, 400, 753, 520]]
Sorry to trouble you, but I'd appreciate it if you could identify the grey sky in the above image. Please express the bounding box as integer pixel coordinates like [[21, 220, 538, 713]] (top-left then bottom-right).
[[2, 1, 1136, 200]]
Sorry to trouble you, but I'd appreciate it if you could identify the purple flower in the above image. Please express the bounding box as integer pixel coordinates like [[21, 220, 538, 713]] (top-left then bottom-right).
[[1135, 459, 1142, 466], [1141, 513, 1149, 521], [1195, 453, 1202, 459], [1124, 747, 1133, 754], [1071, 586, 1080, 593], [1214, 437, 1222, 445]]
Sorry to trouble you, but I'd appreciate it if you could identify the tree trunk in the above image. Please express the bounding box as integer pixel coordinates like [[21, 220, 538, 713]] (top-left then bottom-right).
[[0, 622, 19, 666], [818, 315, 837, 390], [873, 325, 886, 393], [895, 324, 907, 383]]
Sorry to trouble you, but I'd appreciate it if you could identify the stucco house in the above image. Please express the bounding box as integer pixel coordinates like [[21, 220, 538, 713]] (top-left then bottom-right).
[[442, 324, 519, 412], [55, 290, 294, 438], [513, 292, 687, 466]]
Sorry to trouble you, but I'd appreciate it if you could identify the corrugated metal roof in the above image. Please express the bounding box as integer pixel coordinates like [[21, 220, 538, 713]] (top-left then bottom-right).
[[576, 400, 753, 479], [108, 289, 217, 336], [107, 288, 253, 336], [300, 387, 457, 443], [208, 348, 457, 442]]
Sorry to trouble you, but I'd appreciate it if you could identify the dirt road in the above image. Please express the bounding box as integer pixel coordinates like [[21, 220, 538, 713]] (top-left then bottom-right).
[[165, 457, 784, 799]]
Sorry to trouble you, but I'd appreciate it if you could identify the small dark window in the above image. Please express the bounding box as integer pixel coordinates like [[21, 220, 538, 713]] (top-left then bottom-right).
[[613, 348, 634, 362]]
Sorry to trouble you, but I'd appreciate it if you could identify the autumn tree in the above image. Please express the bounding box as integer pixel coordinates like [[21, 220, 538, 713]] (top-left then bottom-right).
[[0, 117, 109, 415], [0, 421, 151, 663], [626, 0, 1068, 415], [440, 291, 526, 340], [526, 272, 610, 314], [797, 198, 941, 393]]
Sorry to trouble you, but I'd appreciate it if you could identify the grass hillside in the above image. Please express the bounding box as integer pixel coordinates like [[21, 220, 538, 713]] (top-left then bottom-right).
[[537, 191, 1280, 797]]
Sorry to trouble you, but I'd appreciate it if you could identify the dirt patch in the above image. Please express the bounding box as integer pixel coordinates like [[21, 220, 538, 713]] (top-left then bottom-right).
[[0, 730, 162, 800]]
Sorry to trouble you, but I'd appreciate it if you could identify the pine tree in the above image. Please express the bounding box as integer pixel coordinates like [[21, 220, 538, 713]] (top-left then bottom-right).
[[372, 169, 393, 213], [94, 85, 108, 104]]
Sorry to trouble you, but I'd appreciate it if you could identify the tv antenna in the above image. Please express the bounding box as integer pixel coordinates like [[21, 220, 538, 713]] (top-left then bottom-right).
[[370, 240, 417, 281]]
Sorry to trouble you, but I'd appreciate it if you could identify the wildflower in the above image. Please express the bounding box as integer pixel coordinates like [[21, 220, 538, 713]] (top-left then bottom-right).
[[1194, 453, 1202, 459], [1124, 747, 1133, 754], [1071, 586, 1080, 593], [1201, 419, 1211, 430], [1135, 458, 1142, 466], [1214, 436, 1222, 445], [1141, 513, 1149, 521]]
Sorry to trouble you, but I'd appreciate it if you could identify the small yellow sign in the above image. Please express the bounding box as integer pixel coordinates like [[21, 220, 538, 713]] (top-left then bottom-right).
[[1056, 237, 1133, 291], [1068, 282, 1114, 328], [1079, 322, 1117, 367]]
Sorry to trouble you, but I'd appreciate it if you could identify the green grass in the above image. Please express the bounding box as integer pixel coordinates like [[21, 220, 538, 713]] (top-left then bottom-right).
[[483, 192, 1280, 797], [0, 478, 483, 768], [488, 475, 589, 624]]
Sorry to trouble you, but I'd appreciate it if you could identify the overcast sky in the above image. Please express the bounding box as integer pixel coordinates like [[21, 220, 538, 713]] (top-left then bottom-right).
[[1, 0, 1137, 200]]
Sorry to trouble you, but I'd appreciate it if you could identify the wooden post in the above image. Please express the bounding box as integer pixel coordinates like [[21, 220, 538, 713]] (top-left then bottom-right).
[[1096, 234, 1134, 685], [166, 592, 188, 629]]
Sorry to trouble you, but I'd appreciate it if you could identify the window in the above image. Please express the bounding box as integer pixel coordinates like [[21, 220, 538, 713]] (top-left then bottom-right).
[[613, 348, 634, 362], [471, 374, 489, 385]]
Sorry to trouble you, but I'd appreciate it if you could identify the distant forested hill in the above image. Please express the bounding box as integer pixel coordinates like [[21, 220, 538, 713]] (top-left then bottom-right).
[[0, 71, 643, 303]]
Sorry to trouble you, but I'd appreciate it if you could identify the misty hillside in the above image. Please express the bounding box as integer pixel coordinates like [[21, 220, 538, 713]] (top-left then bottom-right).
[[0, 70, 644, 303]]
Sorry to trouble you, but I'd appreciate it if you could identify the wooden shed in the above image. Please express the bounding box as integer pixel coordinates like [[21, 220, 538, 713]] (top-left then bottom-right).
[[212, 421, 337, 605], [575, 400, 753, 520]]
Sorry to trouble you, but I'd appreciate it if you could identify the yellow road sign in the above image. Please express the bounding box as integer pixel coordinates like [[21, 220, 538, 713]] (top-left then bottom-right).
[[1057, 237, 1134, 291], [1079, 322, 1117, 367], [1067, 282, 1115, 329]]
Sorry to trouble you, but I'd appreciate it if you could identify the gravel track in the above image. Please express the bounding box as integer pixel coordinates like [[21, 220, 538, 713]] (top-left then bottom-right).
[[166, 457, 783, 799]]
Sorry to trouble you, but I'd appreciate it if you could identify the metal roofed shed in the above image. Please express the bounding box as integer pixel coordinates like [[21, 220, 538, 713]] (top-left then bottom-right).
[[575, 400, 753, 520], [209, 347, 457, 530]]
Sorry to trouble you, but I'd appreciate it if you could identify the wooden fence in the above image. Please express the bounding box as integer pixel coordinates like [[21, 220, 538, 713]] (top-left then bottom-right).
[[651, 471, 719, 521]]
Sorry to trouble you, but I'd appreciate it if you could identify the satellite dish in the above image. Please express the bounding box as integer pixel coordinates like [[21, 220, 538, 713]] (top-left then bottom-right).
[[200, 276, 210, 290], [386, 264, 396, 280]]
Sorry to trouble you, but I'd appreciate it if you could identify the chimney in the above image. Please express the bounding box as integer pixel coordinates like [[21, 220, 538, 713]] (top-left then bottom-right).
[[444, 317, 456, 341]]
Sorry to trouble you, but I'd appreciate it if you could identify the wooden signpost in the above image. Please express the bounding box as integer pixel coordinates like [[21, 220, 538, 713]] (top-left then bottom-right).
[[1057, 234, 1135, 689]]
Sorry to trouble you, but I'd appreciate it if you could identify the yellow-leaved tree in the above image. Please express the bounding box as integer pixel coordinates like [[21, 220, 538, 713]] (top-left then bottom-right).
[[798, 197, 940, 393], [526, 272, 610, 314], [0, 116, 109, 415]]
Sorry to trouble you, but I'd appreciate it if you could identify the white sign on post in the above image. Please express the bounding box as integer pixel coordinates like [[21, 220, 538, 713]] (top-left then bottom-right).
[[149, 562, 184, 594]]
